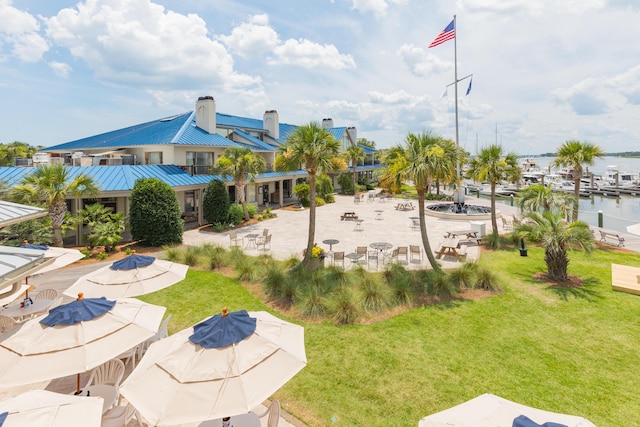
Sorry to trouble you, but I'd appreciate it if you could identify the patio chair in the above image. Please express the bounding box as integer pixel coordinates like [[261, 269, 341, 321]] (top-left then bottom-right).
[[85, 358, 125, 406], [397, 246, 409, 264], [410, 245, 422, 262], [150, 313, 172, 343], [331, 252, 345, 269], [230, 231, 244, 247], [33, 288, 58, 301], [501, 216, 512, 231], [356, 246, 367, 264], [254, 400, 281, 427], [256, 234, 272, 251], [262, 228, 269, 237], [386, 248, 399, 264], [367, 249, 379, 267], [101, 402, 144, 427], [0, 315, 17, 332], [410, 218, 420, 230]]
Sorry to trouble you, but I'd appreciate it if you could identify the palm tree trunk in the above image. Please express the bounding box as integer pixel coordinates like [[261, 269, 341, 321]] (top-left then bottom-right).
[[572, 177, 580, 222], [490, 183, 498, 235], [236, 180, 250, 221], [303, 173, 317, 265], [50, 200, 66, 247], [352, 162, 357, 195], [545, 247, 569, 281], [418, 189, 442, 272]]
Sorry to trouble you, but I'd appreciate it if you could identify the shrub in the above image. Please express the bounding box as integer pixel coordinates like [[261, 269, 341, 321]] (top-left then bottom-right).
[[426, 271, 457, 298], [203, 179, 230, 225], [337, 172, 354, 194], [227, 204, 244, 225], [247, 203, 258, 217], [324, 193, 335, 203], [298, 285, 328, 318], [162, 245, 182, 262], [182, 246, 201, 266], [97, 251, 108, 260], [358, 276, 390, 313], [485, 231, 502, 249], [293, 183, 310, 205], [448, 262, 478, 290], [329, 287, 361, 324], [315, 197, 325, 207], [474, 267, 502, 292], [316, 173, 334, 200], [129, 178, 183, 246], [264, 265, 288, 299]]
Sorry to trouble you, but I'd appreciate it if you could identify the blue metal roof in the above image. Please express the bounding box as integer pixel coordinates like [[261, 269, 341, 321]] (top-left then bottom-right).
[[44, 113, 193, 152], [176, 122, 241, 147], [359, 144, 377, 154], [0, 165, 305, 194], [232, 129, 277, 151]]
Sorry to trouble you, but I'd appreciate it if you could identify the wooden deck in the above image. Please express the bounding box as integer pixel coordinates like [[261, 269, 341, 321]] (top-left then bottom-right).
[[611, 263, 640, 295]]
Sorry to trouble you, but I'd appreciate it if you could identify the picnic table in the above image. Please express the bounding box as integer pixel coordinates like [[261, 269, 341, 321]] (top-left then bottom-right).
[[341, 211, 358, 221], [395, 202, 415, 211], [445, 230, 482, 244], [435, 238, 467, 260]]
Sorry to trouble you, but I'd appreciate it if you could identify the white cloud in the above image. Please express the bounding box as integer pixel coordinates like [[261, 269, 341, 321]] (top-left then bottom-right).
[[350, 0, 407, 16], [218, 14, 280, 58], [398, 44, 452, 76], [0, 0, 49, 62], [44, 0, 258, 92], [271, 38, 355, 69], [48, 60, 72, 77]]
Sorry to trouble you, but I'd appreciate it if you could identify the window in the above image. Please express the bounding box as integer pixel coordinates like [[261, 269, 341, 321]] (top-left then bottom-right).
[[145, 152, 163, 165], [186, 151, 214, 175]]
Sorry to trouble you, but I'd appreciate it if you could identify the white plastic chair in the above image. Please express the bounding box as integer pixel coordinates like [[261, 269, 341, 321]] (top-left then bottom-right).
[[0, 315, 17, 332], [254, 400, 280, 427], [84, 358, 125, 407], [256, 234, 272, 251], [33, 288, 58, 301], [101, 402, 143, 427]]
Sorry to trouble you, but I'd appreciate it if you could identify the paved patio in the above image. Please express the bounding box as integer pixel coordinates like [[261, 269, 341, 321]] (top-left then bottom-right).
[[183, 193, 516, 270]]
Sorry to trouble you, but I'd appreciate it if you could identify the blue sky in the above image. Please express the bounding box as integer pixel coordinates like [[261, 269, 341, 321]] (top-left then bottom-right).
[[2, 0, 640, 154]]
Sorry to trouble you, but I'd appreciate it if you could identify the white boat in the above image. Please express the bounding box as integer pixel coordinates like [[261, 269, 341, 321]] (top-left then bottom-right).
[[602, 165, 640, 188]]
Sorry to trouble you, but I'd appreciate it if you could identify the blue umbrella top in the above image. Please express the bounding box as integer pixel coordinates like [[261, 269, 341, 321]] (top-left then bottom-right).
[[189, 308, 257, 349], [110, 254, 156, 271], [0, 411, 7, 426], [40, 294, 116, 327], [20, 243, 49, 250]]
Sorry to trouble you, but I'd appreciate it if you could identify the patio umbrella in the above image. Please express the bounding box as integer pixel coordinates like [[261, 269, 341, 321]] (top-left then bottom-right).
[[418, 393, 596, 427], [63, 254, 189, 299], [20, 243, 85, 275], [0, 294, 166, 392], [120, 309, 307, 426], [0, 389, 103, 427]]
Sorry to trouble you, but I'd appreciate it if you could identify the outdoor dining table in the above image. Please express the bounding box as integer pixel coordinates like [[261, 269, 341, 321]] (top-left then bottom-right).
[[2, 299, 52, 321], [74, 384, 117, 414], [374, 210, 384, 220], [345, 252, 364, 267], [322, 239, 339, 251], [436, 238, 462, 258], [353, 219, 364, 231], [370, 242, 392, 254], [244, 233, 259, 249]]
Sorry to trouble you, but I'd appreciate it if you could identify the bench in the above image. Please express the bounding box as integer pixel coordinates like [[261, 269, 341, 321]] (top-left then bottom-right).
[[395, 202, 415, 211], [599, 230, 625, 247], [341, 212, 358, 221]]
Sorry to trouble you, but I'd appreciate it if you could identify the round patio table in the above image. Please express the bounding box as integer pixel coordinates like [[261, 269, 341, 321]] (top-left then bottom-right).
[[370, 242, 392, 253], [322, 239, 339, 251], [374, 210, 384, 220], [2, 299, 52, 321]]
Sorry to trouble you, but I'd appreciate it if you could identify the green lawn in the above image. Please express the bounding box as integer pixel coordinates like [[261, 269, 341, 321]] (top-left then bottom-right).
[[139, 246, 640, 427]]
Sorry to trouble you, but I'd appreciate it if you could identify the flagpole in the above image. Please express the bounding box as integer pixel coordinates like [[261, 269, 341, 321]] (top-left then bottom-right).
[[453, 14, 460, 181]]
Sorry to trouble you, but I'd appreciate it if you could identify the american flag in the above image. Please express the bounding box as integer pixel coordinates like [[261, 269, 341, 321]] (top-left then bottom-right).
[[428, 19, 455, 48]]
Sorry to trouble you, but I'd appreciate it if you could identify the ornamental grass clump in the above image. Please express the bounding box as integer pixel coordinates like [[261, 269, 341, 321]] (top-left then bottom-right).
[[329, 287, 361, 324], [358, 275, 390, 313], [474, 267, 501, 292]]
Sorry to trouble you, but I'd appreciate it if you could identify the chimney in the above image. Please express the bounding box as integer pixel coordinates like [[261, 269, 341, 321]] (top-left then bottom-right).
[[263, 110, 279, 139], [322, 118, 334, 129], [347, 126, 357, 145], [196, 96, 216, 134]]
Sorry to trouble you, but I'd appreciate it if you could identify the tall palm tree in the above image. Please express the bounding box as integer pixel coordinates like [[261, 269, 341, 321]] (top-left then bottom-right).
[[276, 122, 340, 265], [214, 147, 266, 221], [553, 140, 604, 222], [517, 183, 575, 217], [344, 144, 365, 195], [377, 146, 408, 194], [427, 138, 460, 195], [379, 131, 444, 272], [514, 211, 594, 281], [466, 144, 521, 237], [12, 163, 99, 246]]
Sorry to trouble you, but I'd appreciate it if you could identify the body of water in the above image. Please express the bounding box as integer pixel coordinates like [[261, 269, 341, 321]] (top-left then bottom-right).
[[515, 156, 640, 233]]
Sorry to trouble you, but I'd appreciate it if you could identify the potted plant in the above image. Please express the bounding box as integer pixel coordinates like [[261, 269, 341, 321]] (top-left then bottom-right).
[[303, 243, 326, 269]]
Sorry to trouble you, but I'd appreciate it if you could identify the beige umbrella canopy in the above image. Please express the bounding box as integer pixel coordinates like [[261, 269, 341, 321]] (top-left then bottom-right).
[[418, 394, 596, 427], [120, 309, 307, 426], [21, 243, 85, 275], [0, 390, 103, 427], [63, 254, 189, 299], [0, 296, 166, 391]]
